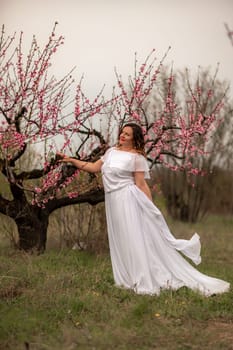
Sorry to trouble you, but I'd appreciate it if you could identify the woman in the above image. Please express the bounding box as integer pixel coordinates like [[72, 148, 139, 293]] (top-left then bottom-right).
[[57, 123, 230, 296]]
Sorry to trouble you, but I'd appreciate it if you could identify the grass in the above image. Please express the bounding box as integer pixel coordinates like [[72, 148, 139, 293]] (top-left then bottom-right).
[[0, 215, 233, 350]]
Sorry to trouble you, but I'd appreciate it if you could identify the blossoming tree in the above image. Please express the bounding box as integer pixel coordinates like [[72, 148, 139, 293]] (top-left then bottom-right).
[[151, 66, 232, 222], [0, 25, 226, 252]]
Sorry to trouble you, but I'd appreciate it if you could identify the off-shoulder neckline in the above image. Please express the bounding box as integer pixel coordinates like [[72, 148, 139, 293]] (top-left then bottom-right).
[[112, 147, 139, 155]]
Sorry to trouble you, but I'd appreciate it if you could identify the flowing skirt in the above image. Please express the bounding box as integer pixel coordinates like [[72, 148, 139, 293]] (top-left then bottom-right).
[[105, 184, 230, 296]]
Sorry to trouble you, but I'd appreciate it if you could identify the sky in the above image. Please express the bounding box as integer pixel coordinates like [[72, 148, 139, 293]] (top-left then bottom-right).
[[1, 0, 233, 99]]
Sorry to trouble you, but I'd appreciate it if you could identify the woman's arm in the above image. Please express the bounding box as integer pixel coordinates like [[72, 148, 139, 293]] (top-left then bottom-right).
[[134, 171, 152, 201], [56, 153, 103, 173]]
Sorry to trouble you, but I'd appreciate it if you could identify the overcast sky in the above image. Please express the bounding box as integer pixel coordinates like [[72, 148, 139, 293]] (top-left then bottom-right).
[[1, 0, 233, 98]]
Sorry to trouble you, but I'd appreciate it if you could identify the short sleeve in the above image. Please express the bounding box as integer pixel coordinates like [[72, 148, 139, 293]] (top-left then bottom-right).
[[134, 154, 150, 179]]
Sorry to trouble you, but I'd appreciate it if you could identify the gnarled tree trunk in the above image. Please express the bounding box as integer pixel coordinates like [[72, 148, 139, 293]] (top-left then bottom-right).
[[15, 207, 49, 253], [1, 186, 105, 253]]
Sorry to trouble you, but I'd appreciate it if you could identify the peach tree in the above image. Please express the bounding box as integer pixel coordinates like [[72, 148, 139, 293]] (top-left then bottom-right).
[[0, 25, 225, 252]]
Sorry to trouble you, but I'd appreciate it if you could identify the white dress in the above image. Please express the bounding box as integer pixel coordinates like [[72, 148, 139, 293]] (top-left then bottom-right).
[[101, 147, 230, 296]]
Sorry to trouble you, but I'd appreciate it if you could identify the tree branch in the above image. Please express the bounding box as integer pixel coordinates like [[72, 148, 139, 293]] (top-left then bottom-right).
[[47, 187, 104, 214]]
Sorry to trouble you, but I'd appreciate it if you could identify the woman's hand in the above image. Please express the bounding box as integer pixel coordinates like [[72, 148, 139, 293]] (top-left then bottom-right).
[[55, 152, 71, 163]]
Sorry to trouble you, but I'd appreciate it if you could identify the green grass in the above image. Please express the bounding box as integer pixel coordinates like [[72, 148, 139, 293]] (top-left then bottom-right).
[[0, 215, 233, 350]]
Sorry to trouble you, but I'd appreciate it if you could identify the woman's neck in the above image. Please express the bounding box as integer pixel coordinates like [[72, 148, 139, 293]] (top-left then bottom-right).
[[116, 145, 139, 154], [118, 145, 134, 151]]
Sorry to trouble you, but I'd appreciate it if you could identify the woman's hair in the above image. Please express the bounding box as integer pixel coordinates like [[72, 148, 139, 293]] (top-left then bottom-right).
[[118, 122, 145, 154]]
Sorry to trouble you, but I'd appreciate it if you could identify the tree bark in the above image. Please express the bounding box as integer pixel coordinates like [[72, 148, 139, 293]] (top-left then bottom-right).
[[0, 187, 105, 253], [15, 207, 49, 253]]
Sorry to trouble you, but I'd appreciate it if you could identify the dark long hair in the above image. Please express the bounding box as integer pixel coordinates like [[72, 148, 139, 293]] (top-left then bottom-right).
[[118, 123, 145, 155]]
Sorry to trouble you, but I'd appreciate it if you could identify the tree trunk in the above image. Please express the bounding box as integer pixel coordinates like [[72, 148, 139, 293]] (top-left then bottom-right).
[[15, 208, 49, 253], [0, 186, 105, 253]]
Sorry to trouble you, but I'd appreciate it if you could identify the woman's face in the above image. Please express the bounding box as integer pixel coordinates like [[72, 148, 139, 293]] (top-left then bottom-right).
[[119, 126, 134, 148]]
